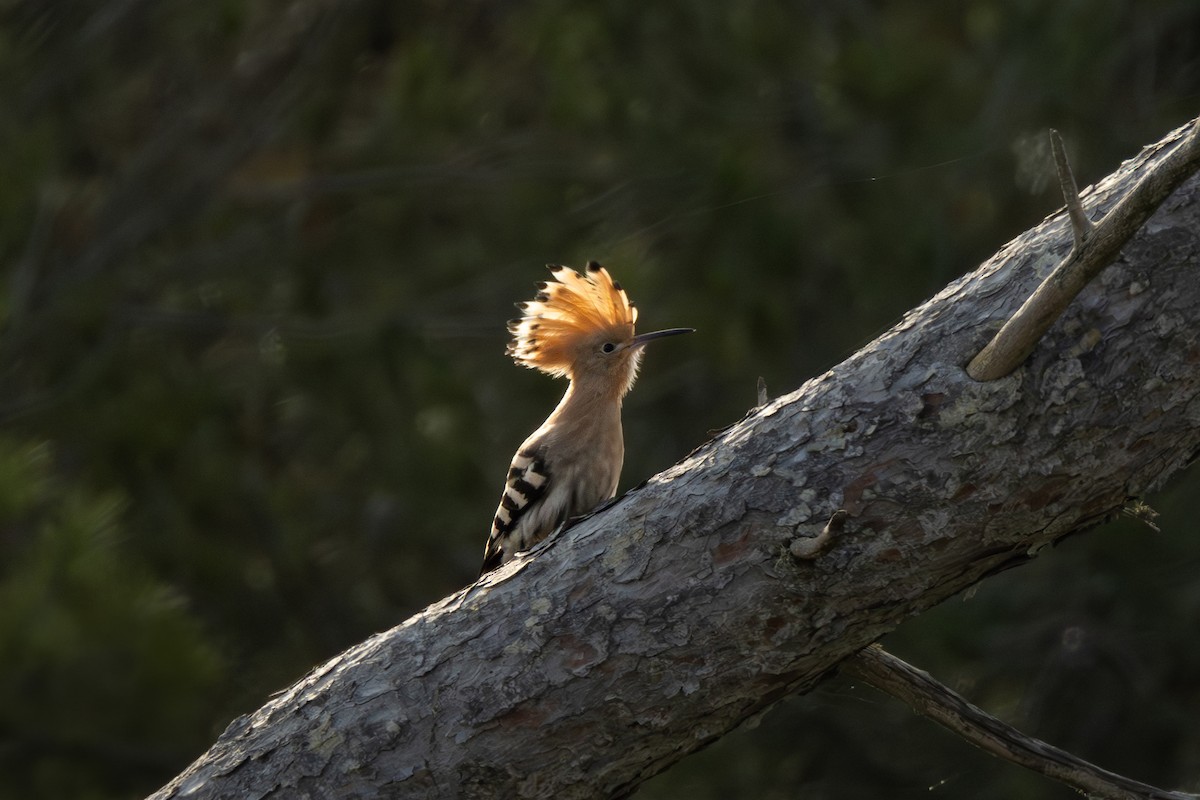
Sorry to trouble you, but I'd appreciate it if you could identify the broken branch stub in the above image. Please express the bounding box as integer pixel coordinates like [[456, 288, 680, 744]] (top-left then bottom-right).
[[968, 118, 1200, 382]]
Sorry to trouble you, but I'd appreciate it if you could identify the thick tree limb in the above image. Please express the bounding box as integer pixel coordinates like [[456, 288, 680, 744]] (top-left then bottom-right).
[[844, 646, 1198, 800], [968, 118, 1200, 380], [151, 118, 1200, 799]]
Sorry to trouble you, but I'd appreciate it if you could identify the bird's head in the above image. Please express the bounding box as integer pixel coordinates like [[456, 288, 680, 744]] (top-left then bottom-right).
[[507, 262, 692, 397]]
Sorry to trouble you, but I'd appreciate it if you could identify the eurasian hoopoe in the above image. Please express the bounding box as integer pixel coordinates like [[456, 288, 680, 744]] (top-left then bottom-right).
[[480, 262, 692, 575]]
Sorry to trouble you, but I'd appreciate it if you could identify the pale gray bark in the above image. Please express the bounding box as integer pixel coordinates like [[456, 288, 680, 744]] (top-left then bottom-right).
[[150, 119, 1200, 800]]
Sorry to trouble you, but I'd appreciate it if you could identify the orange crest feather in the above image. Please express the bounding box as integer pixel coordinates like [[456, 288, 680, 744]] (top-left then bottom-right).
[[507, 262, 638, 377]]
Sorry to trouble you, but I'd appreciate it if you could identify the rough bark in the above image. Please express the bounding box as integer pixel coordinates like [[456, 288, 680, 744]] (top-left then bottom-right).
[[151, 119, 1200, 800]]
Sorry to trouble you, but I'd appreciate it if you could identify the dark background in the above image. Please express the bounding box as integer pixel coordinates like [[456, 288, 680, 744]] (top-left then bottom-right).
[[2, 2, 1198, 798]]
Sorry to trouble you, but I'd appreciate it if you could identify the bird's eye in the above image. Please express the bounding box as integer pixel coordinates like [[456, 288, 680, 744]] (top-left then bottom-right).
[[601, 342, 617, 354]]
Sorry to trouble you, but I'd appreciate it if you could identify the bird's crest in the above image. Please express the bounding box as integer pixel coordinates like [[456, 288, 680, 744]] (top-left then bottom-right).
[[507, 261, 638, 377]]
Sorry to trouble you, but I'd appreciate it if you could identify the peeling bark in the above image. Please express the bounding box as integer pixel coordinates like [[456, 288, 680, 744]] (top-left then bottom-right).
[[150, 119, 1200, 800]]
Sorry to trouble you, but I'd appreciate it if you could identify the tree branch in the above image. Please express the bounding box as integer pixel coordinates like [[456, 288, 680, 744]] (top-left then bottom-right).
[[968, 118, 1200, 381], [843, 646, 1198, 800], [1050, 128, 1095, 250], [150, 118, 1200, 800]]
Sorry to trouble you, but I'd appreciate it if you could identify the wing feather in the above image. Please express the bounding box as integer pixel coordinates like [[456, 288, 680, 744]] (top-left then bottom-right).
[[480, 448, 552, 575]]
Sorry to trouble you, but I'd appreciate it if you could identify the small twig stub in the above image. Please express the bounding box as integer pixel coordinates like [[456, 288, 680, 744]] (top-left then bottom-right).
[[790, 509, 847, 560], [1050, 128, 1095, 250]]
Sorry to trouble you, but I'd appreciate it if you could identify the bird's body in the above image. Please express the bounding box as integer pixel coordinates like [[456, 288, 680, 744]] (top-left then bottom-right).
[[480, 262, 690, 574]]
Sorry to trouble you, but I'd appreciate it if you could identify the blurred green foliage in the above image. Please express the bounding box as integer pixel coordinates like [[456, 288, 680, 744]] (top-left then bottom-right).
[[1, 1, 1198, 798]]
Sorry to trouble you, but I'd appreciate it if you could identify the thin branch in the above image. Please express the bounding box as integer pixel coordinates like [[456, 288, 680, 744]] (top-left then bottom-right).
[[843, 645, 1199, 800], [968, 117, 1200, 381], [1050, 128, 1095, 250]]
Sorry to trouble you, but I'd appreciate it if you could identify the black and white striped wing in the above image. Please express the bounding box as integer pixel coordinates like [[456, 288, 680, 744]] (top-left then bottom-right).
[[480, 448, 551, 575]]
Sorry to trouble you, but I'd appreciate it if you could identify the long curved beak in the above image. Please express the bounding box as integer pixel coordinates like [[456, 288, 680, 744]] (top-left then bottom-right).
[[630, 327, 695, 349]]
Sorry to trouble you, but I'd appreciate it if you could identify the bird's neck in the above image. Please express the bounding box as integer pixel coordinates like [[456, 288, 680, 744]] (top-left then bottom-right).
[[548, 376, 624, 432]]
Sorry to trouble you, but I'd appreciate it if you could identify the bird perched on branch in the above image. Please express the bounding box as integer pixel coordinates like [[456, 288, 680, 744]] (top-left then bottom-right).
[[480, 262, 692, 575]]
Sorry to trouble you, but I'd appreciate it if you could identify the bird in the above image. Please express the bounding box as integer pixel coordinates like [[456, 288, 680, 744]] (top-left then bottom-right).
[[480, 261, 692, 575]]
